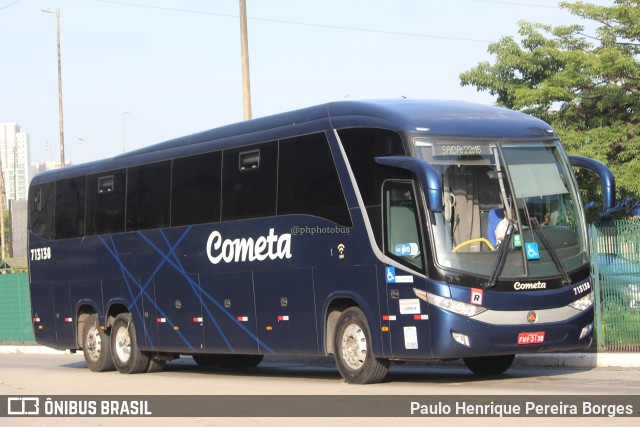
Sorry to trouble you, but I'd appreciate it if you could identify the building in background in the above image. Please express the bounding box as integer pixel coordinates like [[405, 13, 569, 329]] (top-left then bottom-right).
[[1, 123, 32, 260], [1, 123, 32, 208]]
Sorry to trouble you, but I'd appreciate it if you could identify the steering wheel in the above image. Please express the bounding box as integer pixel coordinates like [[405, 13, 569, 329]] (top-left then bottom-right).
[[452, 238, 495, 253]]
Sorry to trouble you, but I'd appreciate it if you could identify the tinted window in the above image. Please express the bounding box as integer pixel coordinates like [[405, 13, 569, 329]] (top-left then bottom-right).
[[86, 170, 126, 235], [339, 129, 406, 206], [29, 182, 55, 239], [278, 133, 351, 226], [127, 161, 171, 231], [222, 141, 277, 221], [172, 152, 221, 226], [339, 129, 406, 247], [55, 177, 85, 239]]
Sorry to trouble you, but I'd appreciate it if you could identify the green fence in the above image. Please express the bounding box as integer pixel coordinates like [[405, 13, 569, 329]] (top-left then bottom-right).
[[0, 272, 35, 344], [592, 220, 640, 352]]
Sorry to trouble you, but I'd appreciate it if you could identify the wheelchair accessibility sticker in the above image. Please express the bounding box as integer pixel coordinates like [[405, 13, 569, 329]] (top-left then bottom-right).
[[525, 242, 540, 260], [385, 266, 414, 284]]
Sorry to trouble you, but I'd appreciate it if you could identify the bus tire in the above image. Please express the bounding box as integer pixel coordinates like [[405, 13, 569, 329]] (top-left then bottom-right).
[[463, 354, 515, 375], [82, 314, 115, 372], [110, 313, 150, 374], [333, 307, 389, 384]]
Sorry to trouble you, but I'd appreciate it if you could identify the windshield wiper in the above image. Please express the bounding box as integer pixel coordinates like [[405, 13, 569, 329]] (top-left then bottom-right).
[[530, 218, 572, 286], [486, 221, 514, 288]]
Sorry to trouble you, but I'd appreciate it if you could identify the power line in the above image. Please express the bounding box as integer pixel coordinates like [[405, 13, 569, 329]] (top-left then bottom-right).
[[90, 0, 496, 44], [0, 0, 21, 10]]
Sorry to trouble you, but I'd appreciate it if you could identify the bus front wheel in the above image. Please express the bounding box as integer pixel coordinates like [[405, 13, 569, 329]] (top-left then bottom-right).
[[82, 314, 115, 372], [110, 313, 150, 374], [463, 354, 515, 375], [333, 307, 389, 384]]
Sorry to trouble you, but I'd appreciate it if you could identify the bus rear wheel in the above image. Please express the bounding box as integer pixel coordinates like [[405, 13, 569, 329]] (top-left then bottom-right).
[[82, 314, 115, 372], [463, 354, 515, 375], [111, 313, 150, 374], [333, 307, 389, 384]]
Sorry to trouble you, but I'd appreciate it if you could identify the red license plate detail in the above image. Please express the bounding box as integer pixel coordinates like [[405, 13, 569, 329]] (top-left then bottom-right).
[[517, 332, 545, 345]]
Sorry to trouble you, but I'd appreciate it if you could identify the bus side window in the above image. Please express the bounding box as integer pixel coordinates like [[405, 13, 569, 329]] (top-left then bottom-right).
[[338, 129, 406, 249], [29, 183, 55, 240], [278, 133, 352, 227], [171, 151, 222, 227], [55, 177, 86, 239], [383, 180, 424, 272], [126, 161, 171, 231], [222, 141, 277, 221], [86, 170, 126, 235]]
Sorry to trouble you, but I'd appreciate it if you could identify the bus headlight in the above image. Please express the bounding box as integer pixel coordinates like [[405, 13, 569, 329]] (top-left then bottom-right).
[[569, 292, 594, 311], [414, 288, 487, 317]]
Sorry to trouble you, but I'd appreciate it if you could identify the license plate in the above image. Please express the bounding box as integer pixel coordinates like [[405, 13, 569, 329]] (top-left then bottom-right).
[[517, 331, 545, 345]]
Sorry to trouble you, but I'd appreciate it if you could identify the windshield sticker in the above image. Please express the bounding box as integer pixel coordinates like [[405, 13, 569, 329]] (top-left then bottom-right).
[[525, 242, 540, 260], [513, 234, 522, 248], [395, 243, 420, 257], [399, 299, 421, 315]]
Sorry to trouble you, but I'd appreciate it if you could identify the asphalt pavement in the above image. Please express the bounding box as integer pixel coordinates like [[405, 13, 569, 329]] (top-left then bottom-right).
[[0, 345, 638, 369]]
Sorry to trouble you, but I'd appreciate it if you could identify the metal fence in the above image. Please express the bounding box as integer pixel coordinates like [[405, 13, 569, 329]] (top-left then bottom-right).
[[592, 219, 640, 352], [0, 272, 34, 344]]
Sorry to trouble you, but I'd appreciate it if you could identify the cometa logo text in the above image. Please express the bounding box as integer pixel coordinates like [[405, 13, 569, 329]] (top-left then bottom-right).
[[513, 281, 547, 290], [207, 228, 292, 264]]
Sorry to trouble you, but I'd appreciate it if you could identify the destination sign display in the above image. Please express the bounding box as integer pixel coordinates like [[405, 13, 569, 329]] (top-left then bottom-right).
[[433, 144, 491, 157]]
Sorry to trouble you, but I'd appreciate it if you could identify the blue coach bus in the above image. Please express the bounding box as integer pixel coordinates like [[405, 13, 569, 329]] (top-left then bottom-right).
[[28, 100, 615, 384]]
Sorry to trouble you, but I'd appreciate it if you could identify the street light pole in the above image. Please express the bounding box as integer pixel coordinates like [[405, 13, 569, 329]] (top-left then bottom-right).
[[239, 0, 252, 120], [42, 8, 65, 167]]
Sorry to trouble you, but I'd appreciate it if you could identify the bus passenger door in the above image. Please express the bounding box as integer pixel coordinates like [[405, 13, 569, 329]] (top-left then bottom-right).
[[382, 180, 431, 358]]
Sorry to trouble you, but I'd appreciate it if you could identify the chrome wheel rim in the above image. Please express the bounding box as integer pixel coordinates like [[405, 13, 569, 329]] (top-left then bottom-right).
[[115, 325, 132, 363], [85, 326, 102, 362], [340, 322, 367, 370]]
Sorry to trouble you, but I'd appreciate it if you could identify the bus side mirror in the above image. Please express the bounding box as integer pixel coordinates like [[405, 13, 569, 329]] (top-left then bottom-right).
[[568, 155, 616, 211], [375, 156, 443, 213]]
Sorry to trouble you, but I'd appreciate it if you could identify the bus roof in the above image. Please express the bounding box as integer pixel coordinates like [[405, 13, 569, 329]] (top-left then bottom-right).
[[127, 99, 555, 157], [32, 99, 555, 182]]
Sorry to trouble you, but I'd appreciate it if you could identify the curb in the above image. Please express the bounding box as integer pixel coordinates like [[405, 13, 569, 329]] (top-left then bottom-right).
[[1, 346, 638, 368]]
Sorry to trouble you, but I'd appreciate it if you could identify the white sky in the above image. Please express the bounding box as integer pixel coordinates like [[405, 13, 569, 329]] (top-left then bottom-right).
[[0, 0, 611, 164]]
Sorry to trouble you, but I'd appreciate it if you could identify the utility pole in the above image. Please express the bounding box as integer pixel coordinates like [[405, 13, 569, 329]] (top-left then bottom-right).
[[239, 0, 252, 120], [42, 8, 65, 167]]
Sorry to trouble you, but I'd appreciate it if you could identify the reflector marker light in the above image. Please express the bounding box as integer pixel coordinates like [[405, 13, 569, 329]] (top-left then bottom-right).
[[382, 315, 397, 321], [193, 317, 203, 322], [237, 316, 249, 322], [156, 318, 167, 323], [33, 317, 40, 323], [64, 317, 73, 323], [413, 314, 429, 320], [277, 315, 289, 322]]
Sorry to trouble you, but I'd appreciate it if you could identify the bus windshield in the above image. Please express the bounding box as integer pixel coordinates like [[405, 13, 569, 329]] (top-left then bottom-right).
[[414, 139, 589, 281]]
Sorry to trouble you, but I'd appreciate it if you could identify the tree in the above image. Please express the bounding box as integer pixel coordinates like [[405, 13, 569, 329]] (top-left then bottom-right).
[[460, 1, 640, 219]]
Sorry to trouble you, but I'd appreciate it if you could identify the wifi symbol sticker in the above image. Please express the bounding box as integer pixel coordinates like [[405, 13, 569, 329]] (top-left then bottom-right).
[[337, 244, 345, 259]]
